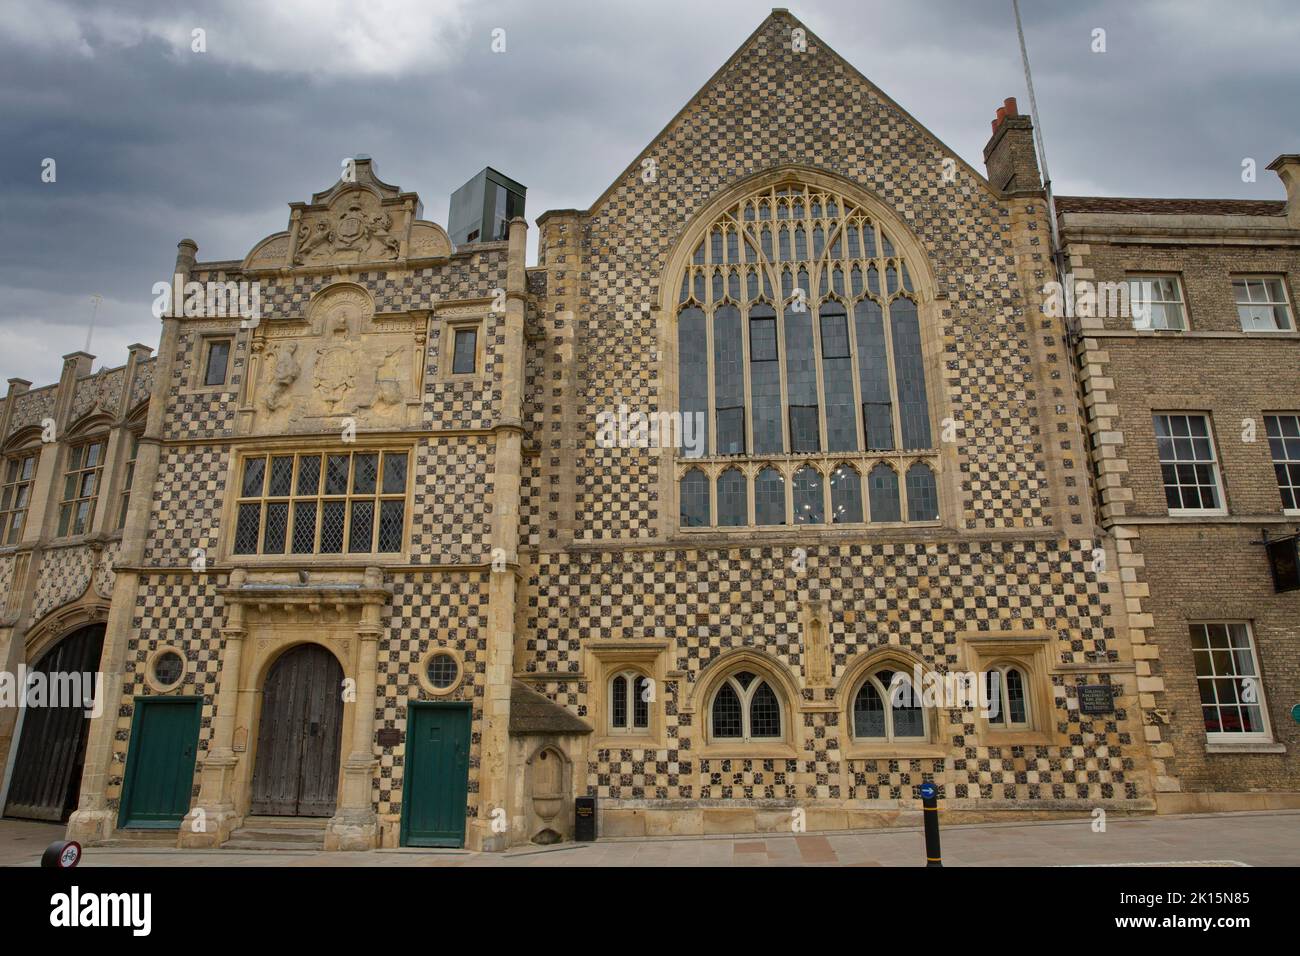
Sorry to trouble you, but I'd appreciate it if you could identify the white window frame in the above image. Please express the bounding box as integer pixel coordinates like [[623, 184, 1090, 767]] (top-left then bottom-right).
[[983, 664, 1031, 730], [1153, 413, 1227, 516], [1265, 413, 1300, 516], [1127, 274, 1187, 331], [1234, 276, 1294, 332], [1190, 622, 1273, 744], [607, 669, 652, 735], [708, 671, 784, 743]]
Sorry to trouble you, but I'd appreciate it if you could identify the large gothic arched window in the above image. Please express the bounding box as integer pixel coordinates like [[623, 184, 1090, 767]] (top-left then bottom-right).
[[673, 179, 939, 529]]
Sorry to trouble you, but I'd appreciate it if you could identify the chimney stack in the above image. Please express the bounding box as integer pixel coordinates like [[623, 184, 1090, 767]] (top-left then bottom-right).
[[1267, 155, 1300, 226], [983, 96, 1042, 194]]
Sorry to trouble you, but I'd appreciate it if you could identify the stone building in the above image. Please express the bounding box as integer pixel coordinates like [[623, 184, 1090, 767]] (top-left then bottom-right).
[[0, 10, 1292, 851]]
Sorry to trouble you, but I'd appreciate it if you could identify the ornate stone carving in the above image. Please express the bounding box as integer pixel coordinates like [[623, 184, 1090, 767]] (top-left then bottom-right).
[[245, 283, 423, 434], [263, 342, 300, 412], [293, 189, 405, 265]]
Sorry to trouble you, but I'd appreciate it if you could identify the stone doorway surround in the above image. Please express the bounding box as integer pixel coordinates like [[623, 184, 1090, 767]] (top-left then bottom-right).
[[179, 566, 391, 850]]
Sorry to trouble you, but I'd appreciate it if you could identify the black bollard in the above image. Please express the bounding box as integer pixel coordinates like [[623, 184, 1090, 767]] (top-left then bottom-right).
[[919, 782, 942, 867]]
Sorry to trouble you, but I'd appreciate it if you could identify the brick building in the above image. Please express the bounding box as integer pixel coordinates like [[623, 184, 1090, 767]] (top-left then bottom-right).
[[1061, 163, 1300, 809], [0, 10, 1293, 851]]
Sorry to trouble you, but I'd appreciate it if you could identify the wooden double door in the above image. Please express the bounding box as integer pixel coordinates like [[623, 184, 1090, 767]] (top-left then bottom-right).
[[249, 644, 344, 817], [4, 624, 105, 822]]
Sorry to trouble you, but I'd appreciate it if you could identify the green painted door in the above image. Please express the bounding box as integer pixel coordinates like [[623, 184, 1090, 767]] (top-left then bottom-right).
[[401, 703, 471, 847], [118, 697, 201, 829]]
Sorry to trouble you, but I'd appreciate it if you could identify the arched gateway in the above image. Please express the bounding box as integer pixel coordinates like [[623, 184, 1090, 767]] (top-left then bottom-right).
[[249, 644, 345, 817], [3, 624, 105, 822]]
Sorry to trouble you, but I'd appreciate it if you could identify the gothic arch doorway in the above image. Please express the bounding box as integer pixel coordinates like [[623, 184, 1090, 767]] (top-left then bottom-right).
[[3, 623, 106, 821], [249, 644, 344, 817]]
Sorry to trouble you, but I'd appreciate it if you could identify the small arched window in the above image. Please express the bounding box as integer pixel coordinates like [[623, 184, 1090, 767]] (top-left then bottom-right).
[[679, 468, 709, 527], [906, 462, 938, 521], [852, 668, 927, 741], [868, 462, 900, 522], [609, 670, 651, 733], [829, 462, 862, 523], [710, 670, 782, 741], [984, 665, 1029, 729]]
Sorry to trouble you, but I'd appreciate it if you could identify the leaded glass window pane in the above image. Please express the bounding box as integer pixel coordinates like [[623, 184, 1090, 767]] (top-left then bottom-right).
[[717, 469, 747, 526], [754, 467, 786, 525], [296, 455, 321, 495], [352, 454, 378, 495], [749, 682, 781, 737], [234, 502, 261, 554], [891, 679, 925, 738], [1006, 668, 1027, 724], [820, 305, 857, 452], [868, 463, 900, 522], [268, 456, 293, 497], [679, 307, 709, 457], [712, 683, 742, 737], [829, 464, 863, 523], [712, 305, 744, 455], [292, 501, 317, 553], [792, 466, 823, 524], [262, 502, 288, 553], [784, 306, 819, 452], [854, 299, 893, 450], [891, 299, 932, 448], [241, 457, 266, 497], [749, 308, 783, 454], [320, 501, 345, 553], [382, 452, 407, 494], [611, 675, 628, 728], [378, 501, 404, 552], [906, 463, 938, 521], [853, 680, 886, 737], [679, 468, 709, 527], [349, 500, 374, 552], [325, 455, 350, 495], [633, 675, 650, 729]]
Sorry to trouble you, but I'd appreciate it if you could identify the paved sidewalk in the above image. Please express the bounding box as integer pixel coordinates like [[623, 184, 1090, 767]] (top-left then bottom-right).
[[2, 811, 1297, 867]]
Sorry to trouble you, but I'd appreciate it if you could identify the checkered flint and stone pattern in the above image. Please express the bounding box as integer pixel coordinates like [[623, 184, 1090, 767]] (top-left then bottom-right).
[[409, 438, 494, 564], [523, 538, 1135, 803], [568, 15, 1049, 538], [143, 445, 229, 565], [106, 573, 227, 810], [376, 571, 489, 817]]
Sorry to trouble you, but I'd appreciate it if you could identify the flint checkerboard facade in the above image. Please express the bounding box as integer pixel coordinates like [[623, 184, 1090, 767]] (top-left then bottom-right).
[[0, 10, 1294, 850]]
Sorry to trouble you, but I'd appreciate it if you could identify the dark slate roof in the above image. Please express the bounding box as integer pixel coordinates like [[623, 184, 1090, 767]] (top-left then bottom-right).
[[1055, 195, 1286, 217], [509, 680, 592, 736]]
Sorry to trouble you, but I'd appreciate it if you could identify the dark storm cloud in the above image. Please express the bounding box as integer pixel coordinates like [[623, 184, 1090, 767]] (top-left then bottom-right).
[[1, 0, 1295, 384]]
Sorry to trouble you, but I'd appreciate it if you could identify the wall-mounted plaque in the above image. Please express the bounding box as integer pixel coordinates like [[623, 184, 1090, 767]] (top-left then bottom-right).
[[1078, 684, 1115, 715], [376, 728, 402, 748]]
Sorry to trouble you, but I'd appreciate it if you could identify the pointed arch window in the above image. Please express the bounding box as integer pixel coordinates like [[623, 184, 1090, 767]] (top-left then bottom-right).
[[852, 668, 927, 741], [710, 670, 783, 741], [674, 179, 939, 528]]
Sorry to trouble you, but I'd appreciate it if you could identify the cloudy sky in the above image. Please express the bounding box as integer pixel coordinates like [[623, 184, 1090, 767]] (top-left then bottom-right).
[[1, 0, 1296, 385]]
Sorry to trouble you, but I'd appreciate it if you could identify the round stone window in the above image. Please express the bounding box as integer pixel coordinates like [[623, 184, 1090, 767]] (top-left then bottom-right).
[[150, 649, 185, 690], [426, 653, 460, 690]]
